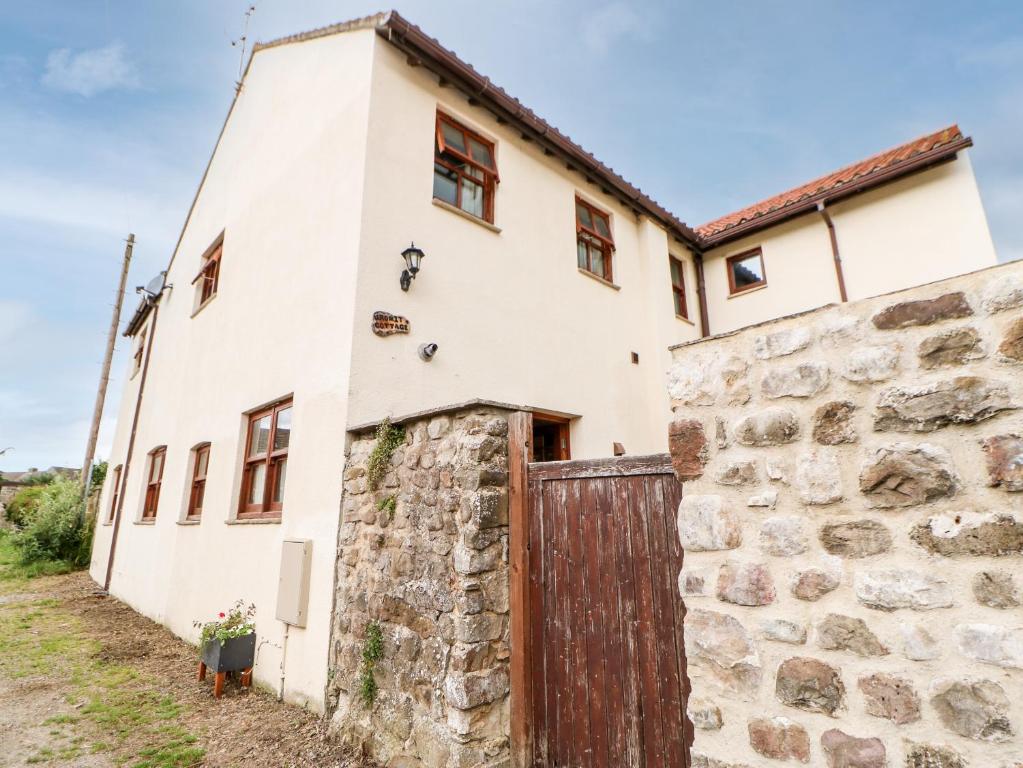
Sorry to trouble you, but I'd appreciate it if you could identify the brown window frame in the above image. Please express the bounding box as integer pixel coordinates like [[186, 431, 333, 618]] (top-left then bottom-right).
[[142, 447, 166, 521], [193, 235, 223, 309], [238, 398, 292, 520], [107, 465, 123, 524], [575, 197, 615, 283], [132, 328, 146, 377], [726, 247, 768, 295], [433, 112, 499, 224], [186, 443, 210, 521], [669, 255, 688, 319]]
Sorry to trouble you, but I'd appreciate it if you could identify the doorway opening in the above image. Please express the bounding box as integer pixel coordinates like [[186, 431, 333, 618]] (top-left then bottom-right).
[[531, 414, 571, 462]]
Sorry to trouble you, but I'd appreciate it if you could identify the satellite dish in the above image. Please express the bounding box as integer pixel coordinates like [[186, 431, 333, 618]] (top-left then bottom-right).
[[136, 271, 169, 301]]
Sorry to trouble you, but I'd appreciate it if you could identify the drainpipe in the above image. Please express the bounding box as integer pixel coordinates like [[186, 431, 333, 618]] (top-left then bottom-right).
[[103, 302, 160, 593], [817, 202, 848, 303], [694, 252, 711, 337]]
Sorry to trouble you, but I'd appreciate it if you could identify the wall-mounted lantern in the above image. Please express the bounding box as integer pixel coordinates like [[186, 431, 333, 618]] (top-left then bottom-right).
[[400, 242, 426, 291]]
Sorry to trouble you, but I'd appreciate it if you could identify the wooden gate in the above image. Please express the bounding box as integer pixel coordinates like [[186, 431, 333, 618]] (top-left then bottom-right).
[[524, 455, 691, 767]]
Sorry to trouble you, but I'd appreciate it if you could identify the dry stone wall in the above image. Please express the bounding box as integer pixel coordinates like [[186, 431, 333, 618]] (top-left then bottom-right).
[[327, 407, 511, 768], [668, 261, 1023, 767]]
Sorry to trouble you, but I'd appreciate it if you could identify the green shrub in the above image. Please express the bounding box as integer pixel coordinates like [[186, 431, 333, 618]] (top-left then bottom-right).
[[5, 486, 46, 528], [90, 461, 108, 492], [21, 472, 55, 487], [367, 419, 405, 490], [10, 476, 93, 567]]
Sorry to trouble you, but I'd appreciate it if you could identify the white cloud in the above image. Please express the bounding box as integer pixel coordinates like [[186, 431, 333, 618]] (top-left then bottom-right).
[[42, 43, 140, 97], [582, 3, 651, 55]]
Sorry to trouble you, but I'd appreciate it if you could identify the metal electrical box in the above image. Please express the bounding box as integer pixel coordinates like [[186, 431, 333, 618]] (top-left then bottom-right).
[[276, 538, 312, 627]]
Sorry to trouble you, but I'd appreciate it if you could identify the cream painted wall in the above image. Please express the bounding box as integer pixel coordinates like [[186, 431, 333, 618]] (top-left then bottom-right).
[[89, 29, 377, 709], [346, 38, 702, 459], [702, 153, 997, 335]]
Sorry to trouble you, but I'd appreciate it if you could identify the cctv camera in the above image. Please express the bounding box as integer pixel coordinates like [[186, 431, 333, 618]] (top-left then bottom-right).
[[418, 343, 439, 361]]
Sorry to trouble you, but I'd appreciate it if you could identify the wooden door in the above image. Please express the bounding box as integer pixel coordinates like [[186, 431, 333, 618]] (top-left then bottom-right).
[[526, 455, 691, 767]]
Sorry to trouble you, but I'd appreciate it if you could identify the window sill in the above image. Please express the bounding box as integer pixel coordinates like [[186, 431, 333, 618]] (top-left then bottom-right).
[[577, 268, 620, 291], [675, 314, 695, 326], [135, 519, 156, 526], [226, 516, 282, 525], [432, 198, 502, 233], [727, 283, 768, 299], [191, 295, 217, 318], [177, 519, 201, 526]]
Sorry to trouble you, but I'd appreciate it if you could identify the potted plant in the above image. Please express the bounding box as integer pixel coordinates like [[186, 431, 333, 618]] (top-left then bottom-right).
[[194, 600, 257, 697]]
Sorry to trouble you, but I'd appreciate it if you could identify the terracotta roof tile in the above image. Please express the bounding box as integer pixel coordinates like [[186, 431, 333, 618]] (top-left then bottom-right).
[[697, 125, 968, 240]]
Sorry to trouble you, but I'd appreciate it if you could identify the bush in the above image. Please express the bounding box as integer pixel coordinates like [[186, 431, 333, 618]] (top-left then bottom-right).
[[90, 461, 108, 491], [10, 476, 94, 567], [5, 485, 46, 528]]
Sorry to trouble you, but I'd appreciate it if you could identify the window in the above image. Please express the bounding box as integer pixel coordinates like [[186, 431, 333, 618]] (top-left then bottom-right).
[[142, 447, 166, 521], [576, 197, 615, 282], [239, 399, 292, 519], [433, 113, 498, 223], [194, 236, 223, 308], [107, 465, 123, 523], [726, 248, 767, 294], [187, 444, 210, 520], [133, 328, 146, 377], [670, 256, 688, 318]]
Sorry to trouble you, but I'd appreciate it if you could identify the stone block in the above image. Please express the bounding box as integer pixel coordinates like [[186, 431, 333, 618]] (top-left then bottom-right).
[[717, 561, 776, 606], [714, 459, 758, 486], [918, 327, 985, 368], [858, 672, 920, 724], [760, 618, 807, 645], [982, 434, 1023, 491], [955, 623, 1023, 669], [687, 699, 723, 730], [930, 678, 1013, 742], [900, 624, 941, 661], [816, 614, 888, 657], [678, 495, 742, 551], [759, 516, 808, 556], [795, 450, 842, 505], [734, 408, 800, 447], [753, 326, 814, 359], [982, 272, 1023, 313], [748, 716, 810, 762], [791, 566, 840, 602], [776, 657, 845, 716], [747, 489, 778, 508], [766, 457, 791, 483], [444, 667, 509, 710], [859, 443, 958, 508], [762, 362, 830, 399], [973, 570, 1021, 608], [840, 345, 900, 383], [910, 512, 1023, 557], [685, 609, 762, 697], [819, 520, 891, 558], [998, 316, 1023, 362], [668, 419, 708, 480], [819, 729, 886, 768], [871, 291, 973, 329], [813, 401, 858, 445], [854, 569, 953, 611], [904, 743, 966, 768], [874, 376, 1016, 433]]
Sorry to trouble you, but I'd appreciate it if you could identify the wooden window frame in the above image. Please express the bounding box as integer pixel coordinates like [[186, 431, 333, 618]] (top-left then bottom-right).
[[433, 112, 499, 224], [669, 255, 688, 319], [132, 328, 146, 377], [141, 447, 166, 521], [107, 465, 122, 524], [186, 444, 210, 521], [192, 234, 223, 311], [530, 413, 572, 462], [238, 398, 292, 520], [726, 247, 767, 295], [575, 196, 615, 283]]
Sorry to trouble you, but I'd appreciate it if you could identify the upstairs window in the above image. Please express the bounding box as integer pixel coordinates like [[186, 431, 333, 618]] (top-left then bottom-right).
[[132, 328, 146, 377], [727, 248, 767, 295], [670, 256, 688, 319], [576, 197, 615, 282], [194, 235, 223, 308], [187, 444, 210, 521], [142, 447, 166, 521], [433, 113, 498, 223], [107, 464, 123, 523], [239, 398, 292, 519]]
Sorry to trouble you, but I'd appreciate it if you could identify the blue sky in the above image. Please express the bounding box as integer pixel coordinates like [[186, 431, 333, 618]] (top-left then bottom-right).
[[1, 0, 1021, 472]]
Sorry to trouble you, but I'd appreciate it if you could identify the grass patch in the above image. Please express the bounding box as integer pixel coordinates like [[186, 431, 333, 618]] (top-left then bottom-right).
[[0, 530, 76, 590]]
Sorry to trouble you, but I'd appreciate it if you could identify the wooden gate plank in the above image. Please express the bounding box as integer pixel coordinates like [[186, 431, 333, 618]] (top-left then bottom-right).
[[611, 475, 644, 766], [527, 477, 548, 767], [552, 479, 575, 767], [595, 476, 627, 767], [565, 479, 593, 764], [579, 477, 609, 768]]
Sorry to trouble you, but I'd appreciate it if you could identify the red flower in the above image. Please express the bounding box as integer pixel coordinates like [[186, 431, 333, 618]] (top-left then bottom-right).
[[218, 612, 226, 618]]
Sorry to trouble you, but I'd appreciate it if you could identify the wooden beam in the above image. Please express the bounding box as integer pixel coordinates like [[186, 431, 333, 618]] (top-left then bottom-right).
[[508, 411, 533, 768]]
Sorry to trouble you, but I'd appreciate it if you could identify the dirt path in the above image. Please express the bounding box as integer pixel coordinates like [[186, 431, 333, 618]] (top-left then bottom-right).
[[0, 569, 370, 768]]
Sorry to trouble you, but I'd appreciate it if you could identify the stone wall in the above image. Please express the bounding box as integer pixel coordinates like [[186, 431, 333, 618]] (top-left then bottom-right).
[[667, 261, 1023, 767], [327, 406, 512, 768]]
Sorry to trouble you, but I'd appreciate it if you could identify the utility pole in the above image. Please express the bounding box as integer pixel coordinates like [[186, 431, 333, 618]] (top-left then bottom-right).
[[81, 234, 134, 501]]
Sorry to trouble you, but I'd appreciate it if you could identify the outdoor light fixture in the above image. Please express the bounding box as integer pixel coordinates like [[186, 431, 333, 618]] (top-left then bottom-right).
[[400, 242, 426, 291]]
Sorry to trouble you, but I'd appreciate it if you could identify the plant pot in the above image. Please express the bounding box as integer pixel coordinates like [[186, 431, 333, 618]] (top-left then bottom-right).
[[201, 633, 256, 673]]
